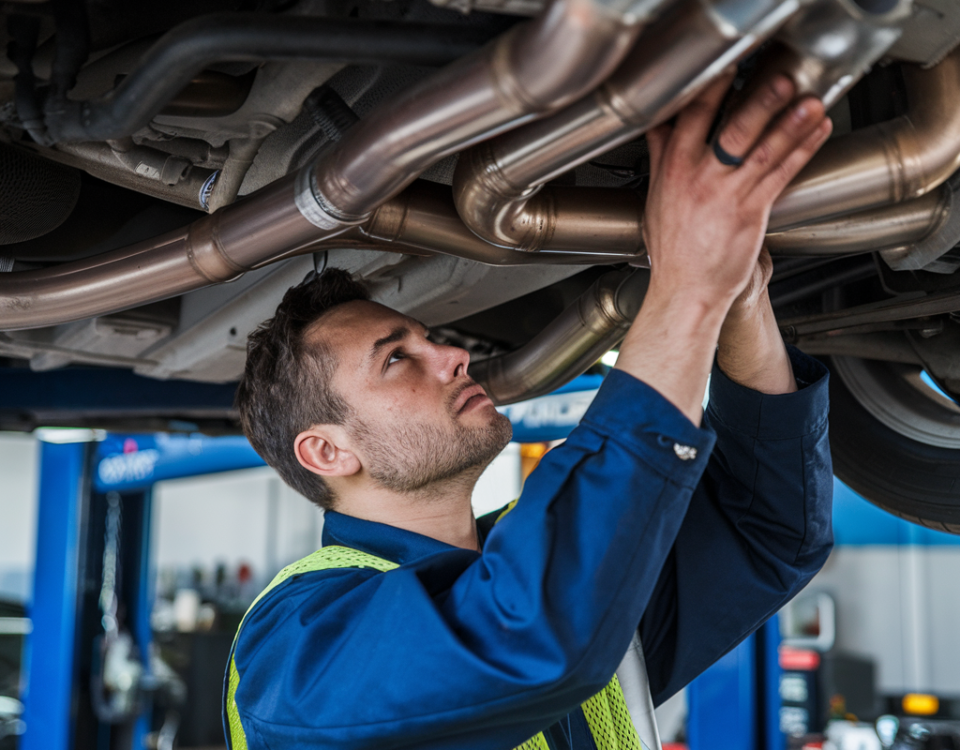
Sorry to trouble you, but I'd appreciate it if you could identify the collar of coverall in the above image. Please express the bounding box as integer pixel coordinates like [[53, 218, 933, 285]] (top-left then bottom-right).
[[321, 509, 487, 567]]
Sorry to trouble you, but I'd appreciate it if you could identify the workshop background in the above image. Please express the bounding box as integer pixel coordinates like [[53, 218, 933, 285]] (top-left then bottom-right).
[[2, 388, 960, 750]]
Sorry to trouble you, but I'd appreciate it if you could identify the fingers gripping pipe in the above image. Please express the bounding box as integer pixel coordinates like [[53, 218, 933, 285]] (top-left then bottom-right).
[[452, 0, 800, 251], [452, 0, 914, 253]]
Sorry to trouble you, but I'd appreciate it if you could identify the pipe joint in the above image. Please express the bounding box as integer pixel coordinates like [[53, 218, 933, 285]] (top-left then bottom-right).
[[772, 48, 960, 230], [768, 0, 910, 108], [295, 163, 369, 232], [501, 0, 655, 112], [186, 216, 247, 283], [881, 177, 960, 272], [452, 0, 800, 254]]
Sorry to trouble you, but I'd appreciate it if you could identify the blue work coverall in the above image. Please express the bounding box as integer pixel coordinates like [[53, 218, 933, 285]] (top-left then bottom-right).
[[225, 348, 834, 750]]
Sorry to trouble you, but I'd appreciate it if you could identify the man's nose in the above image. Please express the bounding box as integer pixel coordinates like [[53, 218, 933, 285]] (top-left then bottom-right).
[[433, 343, 470, 382]]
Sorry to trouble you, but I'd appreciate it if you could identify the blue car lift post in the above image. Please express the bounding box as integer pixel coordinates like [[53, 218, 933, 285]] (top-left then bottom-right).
[[20, 433, 264, 750], [18, 372, 789, 750]]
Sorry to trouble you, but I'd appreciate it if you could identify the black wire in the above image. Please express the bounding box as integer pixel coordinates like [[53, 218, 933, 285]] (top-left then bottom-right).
[[303, 86, 360, 143]]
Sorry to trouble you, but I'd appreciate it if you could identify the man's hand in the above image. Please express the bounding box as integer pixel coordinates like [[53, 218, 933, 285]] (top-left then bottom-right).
[[615, 72, 832, 423]]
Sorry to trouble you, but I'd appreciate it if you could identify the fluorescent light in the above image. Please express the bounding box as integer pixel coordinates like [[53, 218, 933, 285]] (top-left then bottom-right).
[[34, 427, 106, 444]]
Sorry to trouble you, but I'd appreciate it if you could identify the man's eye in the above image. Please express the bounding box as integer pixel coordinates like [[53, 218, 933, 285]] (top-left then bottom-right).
[[387, 351, 404, 366]]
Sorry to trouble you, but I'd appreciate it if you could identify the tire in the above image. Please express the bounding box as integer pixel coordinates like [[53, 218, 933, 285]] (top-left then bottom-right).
[[826, 354, 960, 533]]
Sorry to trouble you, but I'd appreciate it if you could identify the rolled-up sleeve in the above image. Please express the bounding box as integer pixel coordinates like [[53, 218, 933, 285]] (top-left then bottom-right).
[[639, 347, 833, 705]]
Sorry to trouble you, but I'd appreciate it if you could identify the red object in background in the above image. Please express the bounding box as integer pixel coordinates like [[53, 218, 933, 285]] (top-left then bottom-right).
[[780, 646, 821, 671], [238, 562, 252, 584], [802, 741, 825, 750], [123, 437, 138, 454], [662, 743, 687, 750]]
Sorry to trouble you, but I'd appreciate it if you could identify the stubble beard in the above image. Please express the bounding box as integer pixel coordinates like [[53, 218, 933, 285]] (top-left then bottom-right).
[[350, 396, 513, 494]]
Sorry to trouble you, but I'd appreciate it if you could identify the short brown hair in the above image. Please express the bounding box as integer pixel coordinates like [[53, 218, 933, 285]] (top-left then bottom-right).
[[236, 268, 370, 509]]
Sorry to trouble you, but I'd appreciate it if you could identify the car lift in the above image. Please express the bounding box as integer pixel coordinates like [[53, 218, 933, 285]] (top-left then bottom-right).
[[20, 432, 264, 750], [14, 373, 786, 750]]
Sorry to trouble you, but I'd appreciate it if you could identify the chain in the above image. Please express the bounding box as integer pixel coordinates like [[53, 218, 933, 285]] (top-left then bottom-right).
[[99, 491, 122, 638]]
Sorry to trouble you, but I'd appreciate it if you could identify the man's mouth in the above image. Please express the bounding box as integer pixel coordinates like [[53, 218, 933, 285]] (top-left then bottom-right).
[[453, 382, 493, 414]]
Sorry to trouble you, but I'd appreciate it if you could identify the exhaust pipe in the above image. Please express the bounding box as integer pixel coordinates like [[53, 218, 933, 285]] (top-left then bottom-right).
[[303, 0, 667, 232], [470, 267, 649, 404], [767, 187, 948, 257], [3, 0, 951, 337], [770, 45, 960, 230], [755, 0, 911, 110], [452, 0, 797, 251], [0, 0, 660, 331], [366, 181, 647, 263], [451, 0, 909, 253]]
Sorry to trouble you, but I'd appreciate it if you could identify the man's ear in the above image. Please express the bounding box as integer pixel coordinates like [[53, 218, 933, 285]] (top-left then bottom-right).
[[294, 426, 361, 478]]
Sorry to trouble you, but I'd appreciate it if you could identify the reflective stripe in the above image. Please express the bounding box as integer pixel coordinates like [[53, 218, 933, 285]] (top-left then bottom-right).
[[226, 535, 651, 750], [518, 675, 643, 750], [226, 657, 248, 750], [226, 546, 399, 749], [497, 498, 519, 522]]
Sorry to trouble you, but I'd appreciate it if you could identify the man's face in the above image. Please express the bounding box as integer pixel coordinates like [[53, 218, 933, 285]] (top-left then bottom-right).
[[312, 300, 512, 493]]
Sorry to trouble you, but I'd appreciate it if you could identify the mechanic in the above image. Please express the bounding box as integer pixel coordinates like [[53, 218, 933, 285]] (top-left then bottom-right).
[[223, 71, 835, 750]]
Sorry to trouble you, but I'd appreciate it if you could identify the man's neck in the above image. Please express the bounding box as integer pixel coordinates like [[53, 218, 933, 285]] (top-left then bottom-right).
[[333, 473, 482, 551]]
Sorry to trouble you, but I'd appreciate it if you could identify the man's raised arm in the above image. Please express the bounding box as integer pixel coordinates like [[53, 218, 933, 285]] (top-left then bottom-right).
[[624, 73, 835, 703], [615, 72, 831, 420]]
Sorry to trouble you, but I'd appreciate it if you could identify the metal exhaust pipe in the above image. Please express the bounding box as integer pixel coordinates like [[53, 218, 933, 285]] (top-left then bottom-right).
[[770, 46, 960, 230], [766, 187, 948, 256], [303, 0, 669, 231], [366, 181, 647, 264], [0, 179, 646, 332], [470, 267, 649, 404], [452, 0, 798, 251], [0, 0, 661, 331], [451, 0, 908, 253]]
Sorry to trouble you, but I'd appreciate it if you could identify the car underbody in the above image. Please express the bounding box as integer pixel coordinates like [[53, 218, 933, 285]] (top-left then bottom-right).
[[2, 0, 960, 529]]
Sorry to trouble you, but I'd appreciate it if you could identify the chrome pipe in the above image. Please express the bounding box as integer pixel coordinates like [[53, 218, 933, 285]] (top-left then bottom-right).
[[758, 0, 910, 109], [366, 181, 647, 263], [766, 188, 947, 256], [453, 0, 797, 250], [470, 267, 649, 404], [0, 178, 379, 332], [453, 0, 910, 253], [0, 0, 660, 331], [770, 46, 960, 230], [303, 0, 670, 232], [0, 179, 643, 331]]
